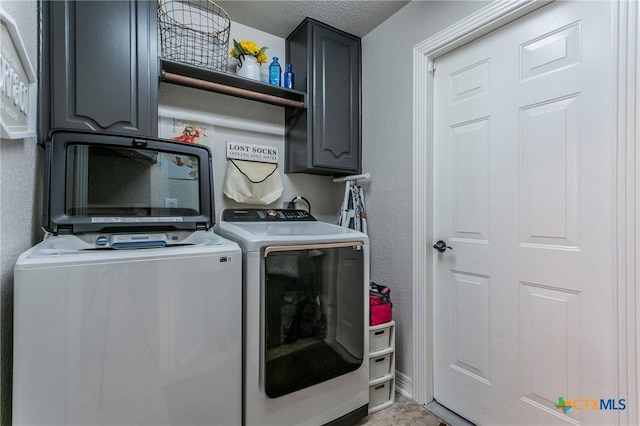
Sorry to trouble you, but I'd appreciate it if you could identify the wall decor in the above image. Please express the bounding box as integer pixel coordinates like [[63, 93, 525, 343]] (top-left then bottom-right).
[[159, 107, 214, 146], [158, 106, 215, 180], [0, 7, 37, 139], [226, 141, 278, 164], [224, 141, 282, 205]]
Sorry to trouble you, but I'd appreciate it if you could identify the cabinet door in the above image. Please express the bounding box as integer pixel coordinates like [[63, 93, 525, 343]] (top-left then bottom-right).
[[311, 25, 361, 173], [50, 1, 158, 136]]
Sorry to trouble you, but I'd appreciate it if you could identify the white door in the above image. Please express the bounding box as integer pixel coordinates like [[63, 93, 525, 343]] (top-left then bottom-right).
[[433, 2, 616, 425]]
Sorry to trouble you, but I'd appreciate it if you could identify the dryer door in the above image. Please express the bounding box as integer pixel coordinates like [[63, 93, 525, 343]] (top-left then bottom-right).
[[261, 242, 365, 398]]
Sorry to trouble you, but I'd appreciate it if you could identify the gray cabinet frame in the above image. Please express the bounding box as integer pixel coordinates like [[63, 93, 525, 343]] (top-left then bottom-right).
[[286, 18, 362, 175], [39, 0, 158, 140]]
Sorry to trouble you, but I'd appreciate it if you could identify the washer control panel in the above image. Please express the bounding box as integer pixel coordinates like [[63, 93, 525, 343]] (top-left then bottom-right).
[[222, 208, 316, 222]]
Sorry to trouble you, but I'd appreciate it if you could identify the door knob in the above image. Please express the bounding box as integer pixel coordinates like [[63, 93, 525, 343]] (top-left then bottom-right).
[[433, 240, 452, 253]]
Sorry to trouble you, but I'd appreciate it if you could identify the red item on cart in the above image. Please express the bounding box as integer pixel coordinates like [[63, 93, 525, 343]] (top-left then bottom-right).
[[370, 294, 392, 325]]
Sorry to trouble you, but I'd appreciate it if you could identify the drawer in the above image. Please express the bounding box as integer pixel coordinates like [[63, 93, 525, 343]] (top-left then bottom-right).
[[369, 376, 394, 409], [369, 322, 393, 353], [369, 349, 393, 380]]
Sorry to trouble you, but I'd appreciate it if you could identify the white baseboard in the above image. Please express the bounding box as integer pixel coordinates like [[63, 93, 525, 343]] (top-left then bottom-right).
[[394, 370, 413, 398]]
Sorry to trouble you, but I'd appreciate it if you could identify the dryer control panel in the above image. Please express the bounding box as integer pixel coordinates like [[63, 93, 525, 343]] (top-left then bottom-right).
[[222, 208, 316, 222]]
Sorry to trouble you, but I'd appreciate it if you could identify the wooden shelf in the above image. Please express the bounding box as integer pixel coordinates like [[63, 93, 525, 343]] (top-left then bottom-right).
[[160, 59, 306, 109]]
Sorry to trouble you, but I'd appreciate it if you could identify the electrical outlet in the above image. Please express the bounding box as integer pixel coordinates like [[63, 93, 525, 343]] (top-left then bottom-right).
[[165, 198, 178, 208]]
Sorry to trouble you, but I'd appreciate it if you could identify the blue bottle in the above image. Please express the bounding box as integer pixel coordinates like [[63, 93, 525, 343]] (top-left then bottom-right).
[[283, 64, 294, 89], [269, 57, 281, 86]]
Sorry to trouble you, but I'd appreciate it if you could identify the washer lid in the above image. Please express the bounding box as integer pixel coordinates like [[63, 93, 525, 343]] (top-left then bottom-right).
[[43, 130, 216, 235]]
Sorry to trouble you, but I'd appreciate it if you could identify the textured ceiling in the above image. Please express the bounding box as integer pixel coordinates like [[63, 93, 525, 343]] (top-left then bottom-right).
[[214, 1, 410, 38]]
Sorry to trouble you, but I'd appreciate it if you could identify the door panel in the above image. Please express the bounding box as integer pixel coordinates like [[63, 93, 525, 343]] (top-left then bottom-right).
[[520, 96, 579, 248], [450, 271, 490, 382], [433, 2, 615, 425], [519, 283, 581, 411], [451, 119, 490, 242]]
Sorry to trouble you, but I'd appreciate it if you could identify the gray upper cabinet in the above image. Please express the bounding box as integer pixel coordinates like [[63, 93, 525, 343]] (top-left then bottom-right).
[[286, 18, 361, 175], [42, 1, 158, 138]]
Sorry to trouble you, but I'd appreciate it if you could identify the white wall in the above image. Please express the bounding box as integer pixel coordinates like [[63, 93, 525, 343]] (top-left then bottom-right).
[[0, 1, 41, 423], [159, 21, 337, 222], [362, 0, 490, 387]]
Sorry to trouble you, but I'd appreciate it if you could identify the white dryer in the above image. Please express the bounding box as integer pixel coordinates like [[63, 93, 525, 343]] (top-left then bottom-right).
[[13, 131, 242, 425], [216, 208, 370, 426]]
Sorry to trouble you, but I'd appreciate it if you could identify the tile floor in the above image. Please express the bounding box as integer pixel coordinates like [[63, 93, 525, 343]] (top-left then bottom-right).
[[356, 394, 449, 426]]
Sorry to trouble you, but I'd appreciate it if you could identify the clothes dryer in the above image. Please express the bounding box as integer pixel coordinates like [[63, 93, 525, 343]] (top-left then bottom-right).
[[216, 208, 370, 426]]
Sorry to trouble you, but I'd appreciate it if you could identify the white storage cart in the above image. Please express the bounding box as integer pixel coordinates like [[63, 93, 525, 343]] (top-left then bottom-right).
[[368, 320, 395, 413]]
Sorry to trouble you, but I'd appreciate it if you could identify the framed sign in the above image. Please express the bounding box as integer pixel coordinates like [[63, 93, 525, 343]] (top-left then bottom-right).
[[0, 8, 37, 139], [226, 141, 279, 164], [158, 106, 215, 180], [158, 106, 214, 147]]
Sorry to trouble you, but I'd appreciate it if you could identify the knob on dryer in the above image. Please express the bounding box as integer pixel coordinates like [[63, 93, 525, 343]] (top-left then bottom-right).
[[266, 209, 277, 219]]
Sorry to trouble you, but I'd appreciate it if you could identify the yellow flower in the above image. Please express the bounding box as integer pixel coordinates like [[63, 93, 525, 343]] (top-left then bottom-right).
[[240, 40, 259, 55], [231, 39, 268, 63]]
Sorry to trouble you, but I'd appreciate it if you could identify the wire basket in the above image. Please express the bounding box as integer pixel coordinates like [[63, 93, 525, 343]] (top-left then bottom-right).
[[158, 0, 231, 72]]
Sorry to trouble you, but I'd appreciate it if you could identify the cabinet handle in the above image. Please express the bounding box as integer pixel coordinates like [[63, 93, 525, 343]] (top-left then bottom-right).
[[374, 384, 385, 390], [375, 357, 386, 363], [374, 330, 385, 336]]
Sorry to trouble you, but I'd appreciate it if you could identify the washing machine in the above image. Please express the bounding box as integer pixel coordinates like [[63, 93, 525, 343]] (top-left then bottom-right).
[[13, 130, 242, 425], [216, 208, 370, 426]]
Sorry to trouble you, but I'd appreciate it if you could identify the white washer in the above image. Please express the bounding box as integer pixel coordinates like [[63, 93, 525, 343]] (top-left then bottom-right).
[[13, 231, 242, 425], [216, 208, 370, 426], [13, 130, 243, 425]]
